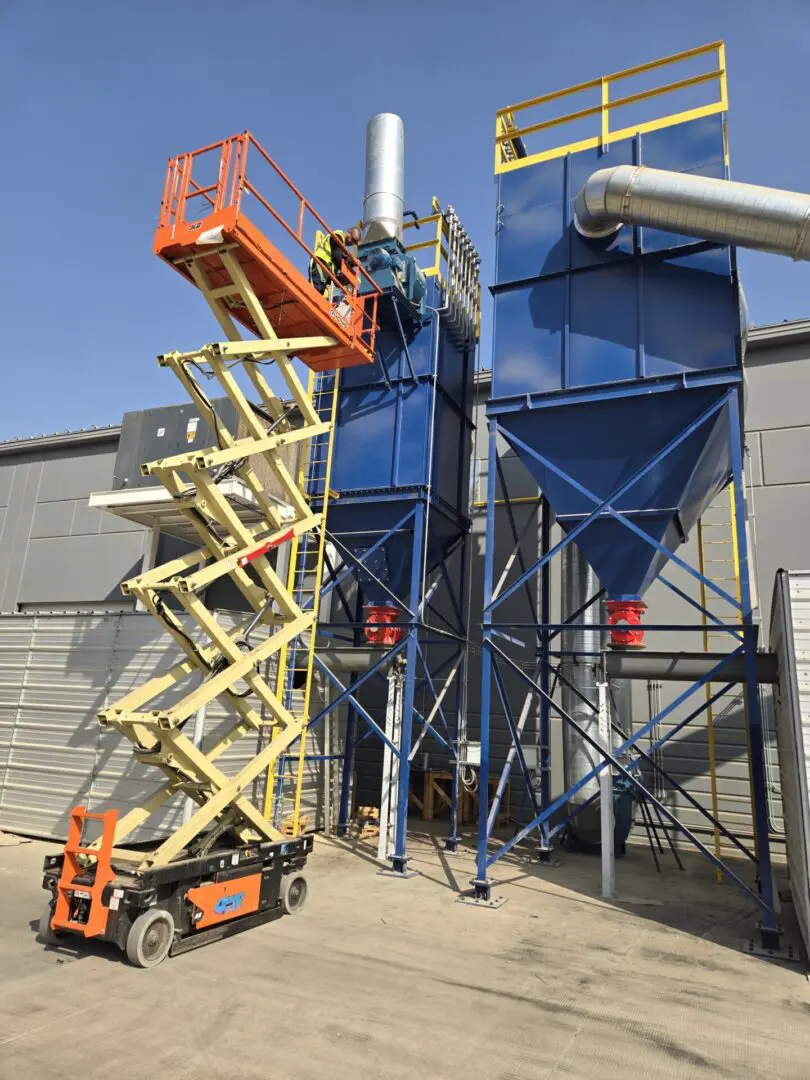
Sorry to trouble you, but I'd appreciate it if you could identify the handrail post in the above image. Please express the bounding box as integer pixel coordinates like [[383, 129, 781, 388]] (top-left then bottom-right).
[[177, 154, 192, 227], [216, 140, 231, 213], [234, 134, 248, 213], [297, 197, 305, 241]]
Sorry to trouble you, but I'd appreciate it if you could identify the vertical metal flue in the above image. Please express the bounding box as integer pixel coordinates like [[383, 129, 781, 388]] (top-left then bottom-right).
[[363, 113, 405, 244], [561, 543, 604, 843]]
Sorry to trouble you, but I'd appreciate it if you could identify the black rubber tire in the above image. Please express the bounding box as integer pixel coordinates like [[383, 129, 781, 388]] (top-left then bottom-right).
[[38, 900, 62, 945], [280, 872, 308, 916], [125, 908, 175, 969]]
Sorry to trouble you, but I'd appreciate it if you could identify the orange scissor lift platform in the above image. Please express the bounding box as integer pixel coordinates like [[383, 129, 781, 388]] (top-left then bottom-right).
[[154, 132, 379, 371]]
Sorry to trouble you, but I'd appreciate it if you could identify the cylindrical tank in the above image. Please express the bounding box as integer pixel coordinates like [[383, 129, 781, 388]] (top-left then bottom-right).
[[362, 113, 405, 244]]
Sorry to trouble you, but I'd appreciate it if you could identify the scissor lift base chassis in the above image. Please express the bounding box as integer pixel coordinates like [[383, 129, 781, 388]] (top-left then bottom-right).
[[41, 836, 311, 961]]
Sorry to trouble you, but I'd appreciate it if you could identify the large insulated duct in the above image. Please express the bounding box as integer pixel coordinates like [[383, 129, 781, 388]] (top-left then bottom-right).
[[574, 165, 810, 260], [363, 113, 405, 245], [561, 543, 604, 845]]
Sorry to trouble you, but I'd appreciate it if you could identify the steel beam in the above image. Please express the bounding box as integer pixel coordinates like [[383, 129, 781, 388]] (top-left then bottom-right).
[[605, 650, 777, 684]]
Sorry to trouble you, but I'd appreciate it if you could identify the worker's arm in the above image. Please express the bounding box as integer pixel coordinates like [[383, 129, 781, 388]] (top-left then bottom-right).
[[330, 233, 357, 285]]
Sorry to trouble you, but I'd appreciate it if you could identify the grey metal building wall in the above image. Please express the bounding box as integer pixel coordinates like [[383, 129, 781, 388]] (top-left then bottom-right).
[[0, 318, 807, 844], [744, 321, 810, 630], [0, 428, 146, 611], [0, 611, 331, 842], [0, 421, 332, 842]]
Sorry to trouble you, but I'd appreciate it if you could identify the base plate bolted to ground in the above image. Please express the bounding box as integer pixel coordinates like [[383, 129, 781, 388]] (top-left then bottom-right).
[[377, 868, 421, 879], [744, 938, 801, 964], [457, 892, 508, 909]]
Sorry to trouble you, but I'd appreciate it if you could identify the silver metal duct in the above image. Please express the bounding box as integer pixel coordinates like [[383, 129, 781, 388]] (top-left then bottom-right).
[[608, 677, 632, 757], [561, 543, 603, 843], [574, 165, 810, 260], [363, 113, 405, 244]]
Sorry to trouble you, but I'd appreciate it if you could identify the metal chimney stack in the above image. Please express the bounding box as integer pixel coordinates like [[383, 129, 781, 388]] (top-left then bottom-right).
[[363, 113, 405, 244]]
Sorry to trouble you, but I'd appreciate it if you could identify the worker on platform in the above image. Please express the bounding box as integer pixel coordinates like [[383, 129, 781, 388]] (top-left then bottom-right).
[[309, 225, 362, 297]]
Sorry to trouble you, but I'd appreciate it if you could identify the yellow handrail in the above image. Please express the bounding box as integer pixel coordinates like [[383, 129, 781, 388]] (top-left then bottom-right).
[[404, 211, 448, 285], [495, 41, 727, 173]]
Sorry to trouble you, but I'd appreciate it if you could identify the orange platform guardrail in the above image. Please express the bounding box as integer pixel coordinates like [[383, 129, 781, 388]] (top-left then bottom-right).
[[155, 132, 380, 371]]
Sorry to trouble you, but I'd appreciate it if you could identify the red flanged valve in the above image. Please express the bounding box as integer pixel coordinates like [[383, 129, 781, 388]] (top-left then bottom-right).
[[606, 599, 647, 649], [364, 604, 404, 646]]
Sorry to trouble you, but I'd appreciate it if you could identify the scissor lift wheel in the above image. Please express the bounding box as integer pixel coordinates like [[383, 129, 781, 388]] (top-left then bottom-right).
[[38, 900, 64, 946], [280, 871, 308, 915], [126, 909, 176, 969]]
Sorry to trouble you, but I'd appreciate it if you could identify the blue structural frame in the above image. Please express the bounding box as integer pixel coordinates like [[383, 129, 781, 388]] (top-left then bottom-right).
[[309, 501, 470, 869], [475, 379, 781, 947], [276, 501, 470, 867], [474, 102, 783, 949], [301, 261, 477, 872]]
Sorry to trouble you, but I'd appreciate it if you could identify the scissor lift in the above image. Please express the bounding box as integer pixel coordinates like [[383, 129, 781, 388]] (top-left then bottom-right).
[[39, 133, 379, 966]]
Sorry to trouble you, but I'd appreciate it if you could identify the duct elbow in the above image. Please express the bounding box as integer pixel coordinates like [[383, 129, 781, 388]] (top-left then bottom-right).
[[573, 164, 810, 262], [573, 166, 629, 239]]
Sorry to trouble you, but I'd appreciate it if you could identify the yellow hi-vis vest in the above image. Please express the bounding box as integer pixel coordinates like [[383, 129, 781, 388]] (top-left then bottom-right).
[[313, 229, 346, 269]]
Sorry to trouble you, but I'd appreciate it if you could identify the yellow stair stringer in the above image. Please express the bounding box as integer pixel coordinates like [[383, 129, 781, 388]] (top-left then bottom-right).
[[95, 248, 340, 871], [265, 370, 341, 836]]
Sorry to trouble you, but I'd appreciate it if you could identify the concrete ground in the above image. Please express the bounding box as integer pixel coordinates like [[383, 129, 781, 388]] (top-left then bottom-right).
[[1, 826, 808, 1080]]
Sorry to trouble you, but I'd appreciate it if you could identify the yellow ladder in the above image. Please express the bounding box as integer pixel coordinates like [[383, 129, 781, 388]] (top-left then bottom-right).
[[95, 246, 341, 871], [265, 370, 340, 835], [697, 480, 754, 877]]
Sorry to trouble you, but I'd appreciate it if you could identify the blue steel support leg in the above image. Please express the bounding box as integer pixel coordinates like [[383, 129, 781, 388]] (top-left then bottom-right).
[[390, 501, 426, 874], [539, 495, 552, 859], [729, 393, 780, 948], [446, 534, 468, 853], [446, 761, 460, 853], [337, 675, 358, 837], [473, 421, 498, 899]]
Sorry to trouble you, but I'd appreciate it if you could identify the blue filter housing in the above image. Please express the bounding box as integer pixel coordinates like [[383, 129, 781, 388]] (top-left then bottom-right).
[[328, 276, 474, 601], [489, 113, 743, 601]]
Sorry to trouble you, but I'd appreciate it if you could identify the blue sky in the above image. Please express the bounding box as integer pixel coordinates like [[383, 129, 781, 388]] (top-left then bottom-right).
[[2, 0, 809, 439]]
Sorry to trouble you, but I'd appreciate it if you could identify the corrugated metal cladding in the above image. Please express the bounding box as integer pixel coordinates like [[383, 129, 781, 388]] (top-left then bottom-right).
[[0, 611, 333, 843], [623, 511, 783, 855], [770, 570, 810, 957]]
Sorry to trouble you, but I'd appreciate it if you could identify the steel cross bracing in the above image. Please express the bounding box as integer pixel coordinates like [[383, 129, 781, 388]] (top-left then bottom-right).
[[296, 504, 472, 871], [477, 380, 782, 950], [95, 246, 340, 871]]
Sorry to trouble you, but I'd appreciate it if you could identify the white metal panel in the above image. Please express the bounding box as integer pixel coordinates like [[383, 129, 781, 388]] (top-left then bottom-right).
[[0, 610, 337, 844], [770, 570, 810, 957], [88, 612, 193, 843], [0, 614, 114, 838], [0, 616, 36, 825]]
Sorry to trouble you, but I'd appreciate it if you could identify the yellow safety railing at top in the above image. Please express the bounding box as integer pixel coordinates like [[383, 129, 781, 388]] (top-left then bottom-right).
[[495, 41, 727, 174], [404, 197, 448, 286], [404, 198, 482, 346]]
